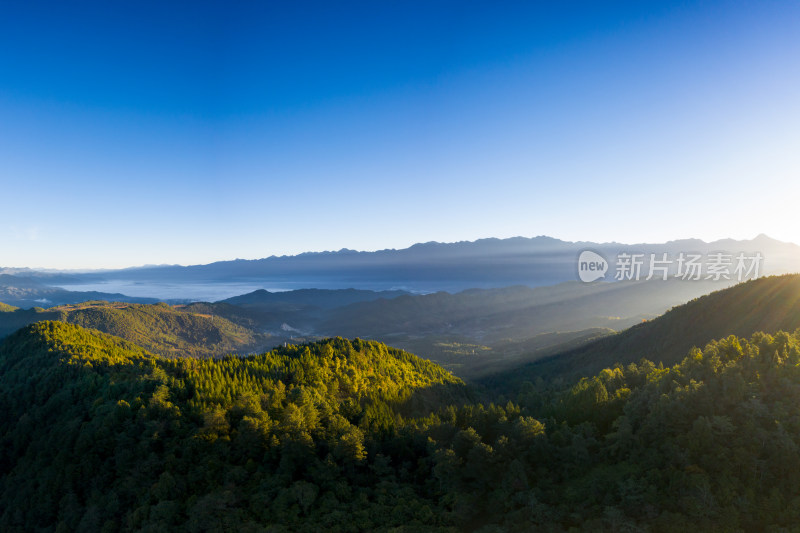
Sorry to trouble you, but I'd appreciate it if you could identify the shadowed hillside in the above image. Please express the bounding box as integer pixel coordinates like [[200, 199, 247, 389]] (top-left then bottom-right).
[[483, 274, 800, 389]]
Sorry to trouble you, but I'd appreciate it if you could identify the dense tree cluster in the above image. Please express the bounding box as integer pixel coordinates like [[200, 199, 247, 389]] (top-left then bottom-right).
[[0, 322, 464, 531], [4, 321, 800, 531]]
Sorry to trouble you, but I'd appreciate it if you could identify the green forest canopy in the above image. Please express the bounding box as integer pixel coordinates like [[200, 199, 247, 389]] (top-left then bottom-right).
[[3, 320, 800, 531]]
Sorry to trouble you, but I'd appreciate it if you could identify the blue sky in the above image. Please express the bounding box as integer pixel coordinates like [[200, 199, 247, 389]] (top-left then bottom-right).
[[1, 1, 799, 269]]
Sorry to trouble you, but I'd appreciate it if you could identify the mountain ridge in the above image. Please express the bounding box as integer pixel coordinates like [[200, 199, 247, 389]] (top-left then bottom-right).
[[37, 234, 799, 295]]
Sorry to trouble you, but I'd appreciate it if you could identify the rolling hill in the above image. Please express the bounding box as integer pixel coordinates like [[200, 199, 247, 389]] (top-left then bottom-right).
[[215, 287, 409, 333]]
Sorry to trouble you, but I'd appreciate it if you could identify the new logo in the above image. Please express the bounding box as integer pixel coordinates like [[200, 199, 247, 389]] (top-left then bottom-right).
[[577, 250, 608, 282]]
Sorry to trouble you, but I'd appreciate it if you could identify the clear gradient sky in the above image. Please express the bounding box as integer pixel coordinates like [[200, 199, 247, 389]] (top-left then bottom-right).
[[1, 1, 799, 269]]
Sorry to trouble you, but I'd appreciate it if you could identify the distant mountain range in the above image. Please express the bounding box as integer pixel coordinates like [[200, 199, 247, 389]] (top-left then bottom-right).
[[12, 234, 798, 297]]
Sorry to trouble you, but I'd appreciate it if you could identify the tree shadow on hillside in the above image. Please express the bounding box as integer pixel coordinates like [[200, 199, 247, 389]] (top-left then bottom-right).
[[393, 381, 478, 418]]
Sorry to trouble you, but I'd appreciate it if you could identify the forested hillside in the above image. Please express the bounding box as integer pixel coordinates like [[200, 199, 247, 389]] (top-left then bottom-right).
[[0, 301, 272, 358], [0, 322, 466, 531], [4, 321, 800, 530]]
